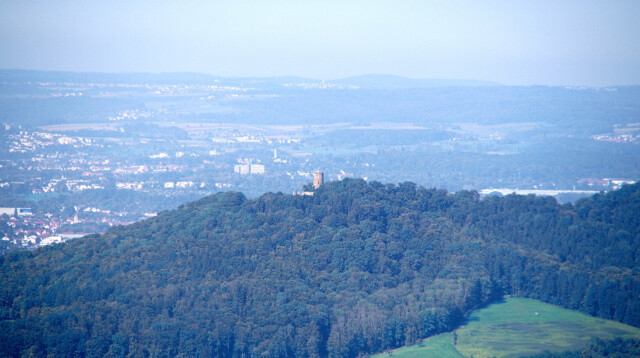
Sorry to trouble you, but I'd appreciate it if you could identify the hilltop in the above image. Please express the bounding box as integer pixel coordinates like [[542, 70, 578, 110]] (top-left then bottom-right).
[[1, 179, 639, 357]]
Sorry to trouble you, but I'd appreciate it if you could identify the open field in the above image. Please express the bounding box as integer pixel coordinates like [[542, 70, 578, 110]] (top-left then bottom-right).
[[450, 122, 543, 138], [372, 297, 640, 358], [39, 123, 122, 131], [372, 333, 465, 358]]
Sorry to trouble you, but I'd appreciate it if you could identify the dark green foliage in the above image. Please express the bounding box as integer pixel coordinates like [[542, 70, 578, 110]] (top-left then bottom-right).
[[528, 338, 640, 358], [1, 180, 639, 357]]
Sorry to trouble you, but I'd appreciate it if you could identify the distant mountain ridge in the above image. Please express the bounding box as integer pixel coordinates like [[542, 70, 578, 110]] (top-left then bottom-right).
[[329, 74, 499, 88], [0, 69, 497, 88], [1, 180, 639, 357]]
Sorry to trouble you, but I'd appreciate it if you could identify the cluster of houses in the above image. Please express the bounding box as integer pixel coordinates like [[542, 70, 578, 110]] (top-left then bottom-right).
[[0, 208, 74, 248], [0, 205, 143, 250]]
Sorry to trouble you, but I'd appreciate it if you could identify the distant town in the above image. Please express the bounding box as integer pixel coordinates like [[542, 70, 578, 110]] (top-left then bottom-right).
[[1, 72, 639, 252], [2, 119, 633, 251], [0, 122, 362, 251]]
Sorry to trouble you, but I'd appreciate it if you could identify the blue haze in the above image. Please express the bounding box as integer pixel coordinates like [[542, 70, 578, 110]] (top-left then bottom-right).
[[0, 0, 639, 86]]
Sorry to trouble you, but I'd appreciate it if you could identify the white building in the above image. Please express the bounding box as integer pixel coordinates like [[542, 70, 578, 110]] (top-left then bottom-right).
[[250, 164, 265, 174], [0, 208, 15, 216], [234, 164, 250, 175], [176, 181, 194, 188], [17, 208, 33, 216], [149, 153, 169, 159], [234, 163, 265, 175], [39, 236, 63, 246]]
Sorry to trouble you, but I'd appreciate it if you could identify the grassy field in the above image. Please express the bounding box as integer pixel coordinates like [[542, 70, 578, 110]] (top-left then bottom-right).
[[372, 333, 465, 358], [372, 297, 640, 358]]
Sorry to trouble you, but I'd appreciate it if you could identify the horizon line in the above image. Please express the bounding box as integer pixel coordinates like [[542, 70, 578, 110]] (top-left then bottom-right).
[[3, 68, 640, 88]]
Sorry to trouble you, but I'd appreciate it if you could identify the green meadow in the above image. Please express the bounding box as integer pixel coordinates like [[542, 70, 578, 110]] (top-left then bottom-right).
[[373, 297, 640, 358], [372, 333, 465, 358]]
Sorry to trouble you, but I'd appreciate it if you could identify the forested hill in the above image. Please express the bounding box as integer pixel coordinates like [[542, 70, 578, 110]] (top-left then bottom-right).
[[1, 180, 639, 357]]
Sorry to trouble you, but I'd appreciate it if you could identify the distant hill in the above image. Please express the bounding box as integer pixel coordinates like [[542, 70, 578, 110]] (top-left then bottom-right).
[[0, 69, 312, 88], [0, 69, 496, 88], [3, 70, 640, 132], [330, 74, 499, 89], [1, 180, 639, 357]]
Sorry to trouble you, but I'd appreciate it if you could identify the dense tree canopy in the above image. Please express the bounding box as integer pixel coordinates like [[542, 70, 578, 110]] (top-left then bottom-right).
[[1, 180, 639, 357], [529, 338, 640, 358]]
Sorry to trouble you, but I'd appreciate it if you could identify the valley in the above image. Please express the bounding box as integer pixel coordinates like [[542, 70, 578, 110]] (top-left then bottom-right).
[[2, 71, 639, 252]]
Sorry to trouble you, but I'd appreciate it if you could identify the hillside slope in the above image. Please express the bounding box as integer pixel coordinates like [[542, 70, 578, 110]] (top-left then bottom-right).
[[1, 180, 639, 357], [374, 298, 640, 358]]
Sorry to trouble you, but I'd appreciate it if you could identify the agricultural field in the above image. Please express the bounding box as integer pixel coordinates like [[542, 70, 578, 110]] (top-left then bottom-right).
[[374, 297, 640, 358]]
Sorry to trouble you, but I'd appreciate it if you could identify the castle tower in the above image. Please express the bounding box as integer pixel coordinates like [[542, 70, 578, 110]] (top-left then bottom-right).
[[313, 172, 324, 189]]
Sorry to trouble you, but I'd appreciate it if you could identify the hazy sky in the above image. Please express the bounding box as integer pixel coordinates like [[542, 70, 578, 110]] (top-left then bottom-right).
[[1, 0, 639, 86]]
